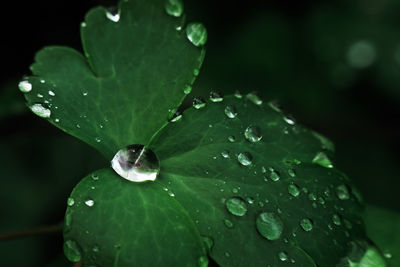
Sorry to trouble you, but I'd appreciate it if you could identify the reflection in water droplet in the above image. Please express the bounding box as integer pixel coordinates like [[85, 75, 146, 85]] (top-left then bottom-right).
[[164, 0, 184, 17], [336, 184, 350, 200], [300, 218, 313, 231], [237, 152, 252, 166], [63, 240, 82, 262], [209, 91, 223, 102], [30, 104, 51, 118], [67, 198, 75, 207], [193, 97, 206, 109], [111, 144, 160, 182], [224, 105, 237, 118], [312, 152, 333, 168], [186, 23, 207, 47], [244, 126, 262, 143], [256, 212, 283, 241], [225, 197, 247, 216], [85, 199, 94, 207], [288, 184, 300, 197], [18, 80, 32, 93], [246, 92, 262, 105]]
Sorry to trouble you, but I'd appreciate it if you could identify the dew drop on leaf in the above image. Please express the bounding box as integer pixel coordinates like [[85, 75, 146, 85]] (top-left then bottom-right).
[[269, 168, 281, 182], [224, 105, 237, 118], [85, 199, 94, 207], [244, 125, 262, 143], [30, 103, 51, 118], [312, 152, 333, 168], [278, 251, 288, 262], [225, 197, 247, 216], [18, 80, 32, 93], [37, 93, 43, 98], [300, 218, 313, 232], [67, 197, 75, 207], [288, 169, 296, 177], [223, 219, 234, 228], [186, 22, 207, 47], [169, 111, 182, 122], [202, 236, 214, 253], [111, 144, 160, 182], [288, 184, 300, 197], [48, 90, 55, 96], [256, 212, 284, 241], [283, 115, 296, 125], [221, 150, 230, 158], [246, 92, 263, 105], [332, 214, 342, 226], [228, 135, 235, 142], [105, 8, 120, 23], [234, 90, 243, 99], [237, 152, 252, 166], [336, 184, 350, 200], [183, 84, 192, 95], [209, 91, 223, 102], [164, 0, 183, 17], [63, 240, 82, 262], [192, 97, 206, 109]]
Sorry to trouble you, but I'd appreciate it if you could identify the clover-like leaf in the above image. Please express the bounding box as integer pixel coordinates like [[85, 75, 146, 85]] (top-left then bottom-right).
[[21, 0, 205, 159], [148, 95, 367, 266], [64, 168, 207, 266]]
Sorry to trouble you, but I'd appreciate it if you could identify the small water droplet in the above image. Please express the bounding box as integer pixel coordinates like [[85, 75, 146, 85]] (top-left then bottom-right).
[[85, 199, 94, 207], [37, 93, 43, 98], [288, 184, 300, 197], [268, 100, 283, 112], [67, 197, 75, 207], [256, 212, 284, 241], [244, 126, 262, 143], [95, 137, 102, 143], [111, 144, 160, 182], [106, 8, 120, 22], [92, 246, 100, 253], [81, 22, 87, 28], [18, 80, 32, 93], [336, 184, 350, 200], [82, 91, 88, 96], [278, 251, 288, 262], [312, 152, 333, 168], [224, 251, 231, 258], [55, 118, 60, 123], [288, 169, 296, 177], [192, 97, 206, 109], [237, 152, 252, 166], [283, 115, 296, 125], [228, 135, 235, 142], [202, 236, 214, 253], [30, 104, 51, 118], [308, 193, 317, 201], [165, 0, 184, 17], [234, 90, 243, 99], [63, 240, 82, 262], [246, 92, 262, 105], [186, 23, 207, 47], [183, 84, 192, 95], [224, 105, 237, 118], [300, 218, 313, 231], [269, 168, 280, 182], [169, 111, 182, 122], [223, 219, 234, 228], [225, 197, 247, 216], [383, 252, 392, 259], [40, 79, 45, 84], [48, 90, 55, 96], [209, 91, 223, 102], [76, 124, 81, 129], [332, 214, 341, 226], [221, 150, 230, 158]]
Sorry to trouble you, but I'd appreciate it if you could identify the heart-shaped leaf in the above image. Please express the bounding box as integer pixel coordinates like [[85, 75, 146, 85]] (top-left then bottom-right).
[[21, 0, 205, 159]]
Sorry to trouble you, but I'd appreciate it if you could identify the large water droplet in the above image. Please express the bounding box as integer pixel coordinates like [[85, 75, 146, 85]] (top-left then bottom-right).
[[256, 212, 283, 241], [164, 0, 183, 17], [30, 104, 51, 118], [300, 218, 313, 232], [18, 80, 32, 93], [312, 152, 333, 168], [336, 184, 350, 200], [237, 152, 252, 166], [246, 92, 262, 105], [225, 197, 247, 216], [193, 97, 206, 109], [111, 144, 160, 182], [244, 126, 262, 143], [186, 23, 207, 47], [224, 105, 237, 118], [63, 240, 82, 262]]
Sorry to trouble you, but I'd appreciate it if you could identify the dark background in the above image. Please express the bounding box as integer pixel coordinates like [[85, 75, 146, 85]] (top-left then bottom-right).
[[0, 0, 399, 265]]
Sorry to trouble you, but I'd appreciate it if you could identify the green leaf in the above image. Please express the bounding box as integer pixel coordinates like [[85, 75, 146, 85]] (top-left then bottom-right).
[[149, 95, 367, 266], [22, 0, 205, 159], [364, 205, 400, 267], [63, 168, 207, 266]]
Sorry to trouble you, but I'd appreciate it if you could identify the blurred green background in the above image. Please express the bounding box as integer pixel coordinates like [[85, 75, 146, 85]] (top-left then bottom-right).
[[0, 0, 399, 265]]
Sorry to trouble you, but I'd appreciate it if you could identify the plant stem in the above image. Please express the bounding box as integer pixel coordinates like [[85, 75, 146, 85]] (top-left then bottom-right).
[[0, 223, 63, 241]]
